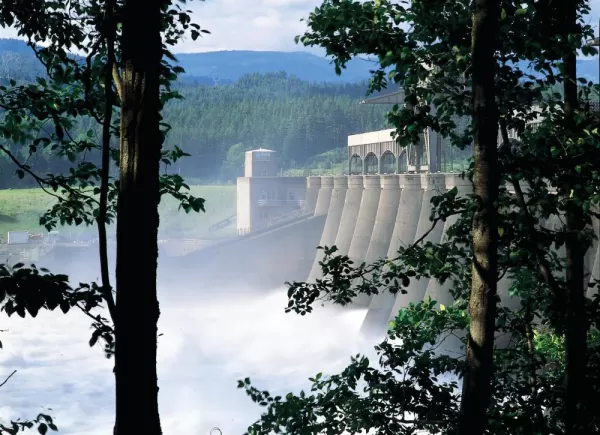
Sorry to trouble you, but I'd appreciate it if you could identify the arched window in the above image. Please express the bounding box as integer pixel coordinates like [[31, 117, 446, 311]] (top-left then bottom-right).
[[365, 153, 378, 175], [381, 151, 396, 174], [349, 155, 363, 175], [398, 151, 408, 173]]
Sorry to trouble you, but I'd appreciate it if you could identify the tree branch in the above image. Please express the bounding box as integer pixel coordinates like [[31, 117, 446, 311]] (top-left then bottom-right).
[[0, 142, 101, 207], [0, 370, 17, 388]]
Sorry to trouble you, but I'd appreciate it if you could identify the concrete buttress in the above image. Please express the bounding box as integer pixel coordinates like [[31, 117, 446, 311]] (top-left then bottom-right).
[[360, 174, 420, 337], [304, 176, 322, 215], [386, 173, 447, 323], [307, 176, 348, 282], [313, 176, 334, 217], [363, 175, 402, 266], [346, 175, 384, 307], [422, 173, 472, 355], [334, 175, 364, 257], [423, 173, 473, 308]]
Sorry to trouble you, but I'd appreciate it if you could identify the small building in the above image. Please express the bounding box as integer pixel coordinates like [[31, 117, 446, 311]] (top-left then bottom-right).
[[237, 149, 307, 235]]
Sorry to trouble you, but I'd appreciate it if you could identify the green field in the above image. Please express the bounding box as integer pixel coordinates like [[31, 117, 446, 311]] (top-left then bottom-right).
[[0, 185, 237, 240]]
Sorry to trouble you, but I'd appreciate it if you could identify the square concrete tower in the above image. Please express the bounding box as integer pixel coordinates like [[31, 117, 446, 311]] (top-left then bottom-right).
[[244, 148, 278, 177]]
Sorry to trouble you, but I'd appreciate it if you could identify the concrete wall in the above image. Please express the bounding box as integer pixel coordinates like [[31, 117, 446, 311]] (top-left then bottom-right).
[[585, 215, 599, 297], [422, 174, 472, 355], [590, 215, 600, 299], [236, 176, 307, 233], [348, 176, 383, 265], [237, 178, 252, 233], [167, 214, 326, 290], [360, 174, 413, 336]]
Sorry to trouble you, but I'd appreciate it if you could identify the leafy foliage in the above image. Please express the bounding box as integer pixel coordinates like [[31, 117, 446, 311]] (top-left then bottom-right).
[[240, 0, 600, 434], [0, 0, 214, 431]]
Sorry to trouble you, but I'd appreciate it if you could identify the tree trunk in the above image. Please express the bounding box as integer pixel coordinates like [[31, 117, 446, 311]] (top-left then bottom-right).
[[561, 1, 588, 433], [113, 0, 163, 434], [457, 1, 499, 434]]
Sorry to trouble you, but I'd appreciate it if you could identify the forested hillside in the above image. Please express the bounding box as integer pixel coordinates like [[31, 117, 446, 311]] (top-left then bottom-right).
[[163, 73, 390, 180], [0, 68, 390, 186]]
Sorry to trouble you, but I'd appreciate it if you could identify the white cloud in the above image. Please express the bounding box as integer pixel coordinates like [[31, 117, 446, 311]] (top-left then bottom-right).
[[0, 0, 322, 54], [152, 0, 323, 53], [1, 0, 600, 55]]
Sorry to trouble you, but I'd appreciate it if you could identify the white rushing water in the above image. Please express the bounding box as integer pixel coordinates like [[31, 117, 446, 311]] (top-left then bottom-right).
[[0, 284, 370, 435]]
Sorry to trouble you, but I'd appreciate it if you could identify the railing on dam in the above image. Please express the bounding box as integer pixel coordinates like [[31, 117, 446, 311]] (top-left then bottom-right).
[[267, 208, 304, 227], [257, 199, 305, 207]]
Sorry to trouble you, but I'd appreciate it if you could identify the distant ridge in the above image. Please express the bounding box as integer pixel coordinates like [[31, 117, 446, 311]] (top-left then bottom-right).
[[0, 38, 599, 84], [173, 50, 378, 83]]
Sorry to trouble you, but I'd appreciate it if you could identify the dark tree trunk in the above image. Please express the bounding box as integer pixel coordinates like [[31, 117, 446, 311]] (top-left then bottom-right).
[[457, 0, 499, 434], [561, 1, 588, 433], [113, 0, 163, 434]]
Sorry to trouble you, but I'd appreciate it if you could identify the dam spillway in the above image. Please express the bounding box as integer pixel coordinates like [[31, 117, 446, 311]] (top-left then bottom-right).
[[171, 170, 600, 342], [231, 171, 473, 335]]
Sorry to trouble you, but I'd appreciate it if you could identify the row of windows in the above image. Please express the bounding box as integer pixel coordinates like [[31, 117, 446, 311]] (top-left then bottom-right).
[[349, 152, 407, 175]]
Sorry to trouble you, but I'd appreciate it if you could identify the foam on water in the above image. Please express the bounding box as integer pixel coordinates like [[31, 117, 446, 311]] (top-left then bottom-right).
[[0, 285, 369, 435]]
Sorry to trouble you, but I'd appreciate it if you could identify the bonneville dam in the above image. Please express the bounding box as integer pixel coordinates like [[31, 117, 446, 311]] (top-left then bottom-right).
[[172, 89, 600, 338]]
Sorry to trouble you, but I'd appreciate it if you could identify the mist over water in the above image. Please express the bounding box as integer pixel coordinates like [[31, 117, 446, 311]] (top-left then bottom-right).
[[0, 275, 371, 435]]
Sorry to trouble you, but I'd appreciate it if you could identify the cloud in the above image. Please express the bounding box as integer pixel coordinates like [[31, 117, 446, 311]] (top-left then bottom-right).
[[152, 0, 323, 53], [0, 0, 322, 54], [1, 0, 600, 55]]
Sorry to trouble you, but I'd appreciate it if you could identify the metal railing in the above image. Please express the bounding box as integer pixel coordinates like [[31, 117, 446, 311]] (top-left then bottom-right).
[[208, 214, 237, 233], [267, 208, 304, 227]]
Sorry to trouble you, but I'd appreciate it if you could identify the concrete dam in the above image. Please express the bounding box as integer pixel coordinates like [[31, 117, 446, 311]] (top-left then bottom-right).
[[178, 173, 599, 341], [164, 174, 509, 339], [173, 87, 600, 337]]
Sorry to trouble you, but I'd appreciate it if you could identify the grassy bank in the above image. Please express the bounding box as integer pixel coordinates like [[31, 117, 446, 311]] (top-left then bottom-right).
[[0, 185, 237, 240]]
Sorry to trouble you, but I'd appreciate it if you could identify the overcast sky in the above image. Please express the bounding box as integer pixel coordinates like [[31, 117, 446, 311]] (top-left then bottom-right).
[[1, 0, 600, 55]]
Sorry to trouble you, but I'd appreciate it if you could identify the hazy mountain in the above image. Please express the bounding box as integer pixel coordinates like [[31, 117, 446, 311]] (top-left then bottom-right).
[[174, 50, 377, 83], [1, 37, 599, 84]]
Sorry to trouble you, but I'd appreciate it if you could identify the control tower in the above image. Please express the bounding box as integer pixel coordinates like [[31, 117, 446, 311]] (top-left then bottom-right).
[[237, 149, 307, 235]]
